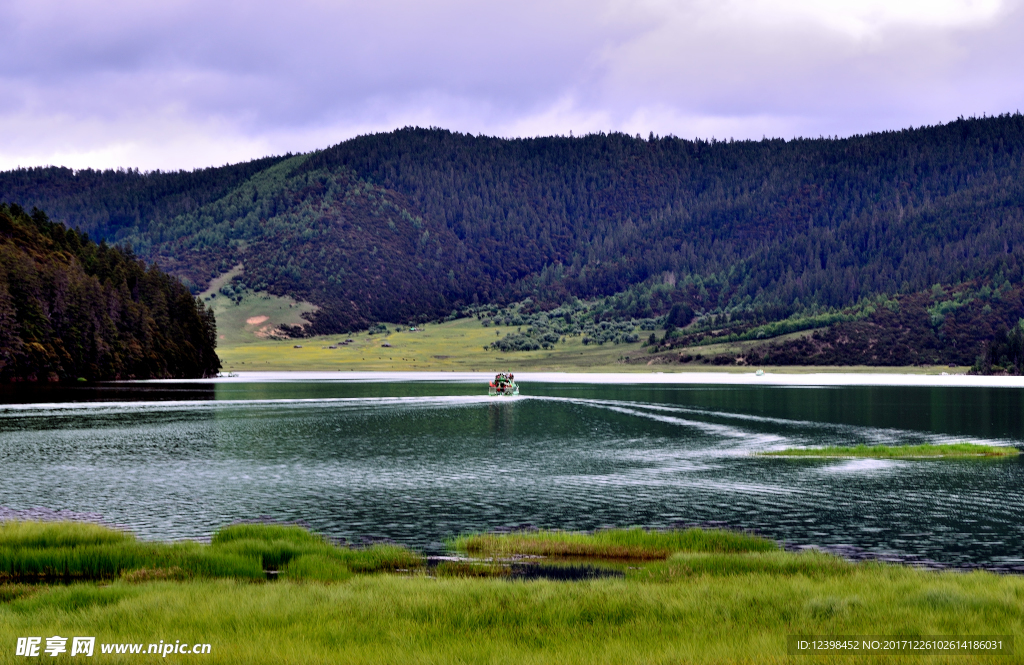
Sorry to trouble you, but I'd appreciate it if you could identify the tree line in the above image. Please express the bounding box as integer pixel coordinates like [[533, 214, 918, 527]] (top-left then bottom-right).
[[0, 204, 220, 381], [1, 115, 1023, 339]]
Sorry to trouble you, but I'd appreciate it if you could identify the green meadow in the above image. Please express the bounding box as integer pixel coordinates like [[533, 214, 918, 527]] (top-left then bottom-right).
[[761, 443, 1021, 459], [198, 265, 319, 349], [208, 298, 967, 374], [1, 522, 1021, 663], [215, 315, 654, 373], [198, 271, 971, 374]]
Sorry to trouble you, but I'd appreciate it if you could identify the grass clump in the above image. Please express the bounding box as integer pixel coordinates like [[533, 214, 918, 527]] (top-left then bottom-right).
[[434, 561, 510, 578], [761, 442, 1020, 458], [0, 584, 36, 603], [0, 521, 420, 582], [212, 523, 326, 547], [283, 554, 352, 583], [451, 527, 777, 560], [341, 544, 421, 573], [210, 523, 422, 573], [635, 550, 854, 581], [119, 567, 191, 583], [0, 520, 132, 549], [0, 521, 265, 582]]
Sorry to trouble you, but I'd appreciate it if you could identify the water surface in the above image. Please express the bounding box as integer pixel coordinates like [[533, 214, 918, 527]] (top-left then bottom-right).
[[1, 377, 1021, 566]]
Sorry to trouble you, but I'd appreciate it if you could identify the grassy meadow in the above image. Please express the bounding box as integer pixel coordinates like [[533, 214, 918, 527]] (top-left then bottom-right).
[[209, 303, 968, 375], [215, 316, 654, 373], [761, 443, 1021, 459], [1, 522, 1021, 663], [198, 265, 319, 348], [199, 272, 971, 374]]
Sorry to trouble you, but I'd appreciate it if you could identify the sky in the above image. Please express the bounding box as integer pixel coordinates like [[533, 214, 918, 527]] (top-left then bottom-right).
[[2, 0, 1023, 171]]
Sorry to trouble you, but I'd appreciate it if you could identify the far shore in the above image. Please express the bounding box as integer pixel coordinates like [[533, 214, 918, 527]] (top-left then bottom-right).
[[152, 369, 1024, 388], [208, 315, 994, 378]]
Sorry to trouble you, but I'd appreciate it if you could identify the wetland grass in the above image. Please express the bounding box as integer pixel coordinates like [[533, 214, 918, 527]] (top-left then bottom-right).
[[0, 522, 263, 582], [635, 550, 856, 581], [451, 527, 777, 560], [0, 521, 420, 582], [282, 554, 353, 582], [2, 524, 1022, 662], [760, 443, 1020, 459], [212, 523, 422, 573], [2, 565, 1021, 664]]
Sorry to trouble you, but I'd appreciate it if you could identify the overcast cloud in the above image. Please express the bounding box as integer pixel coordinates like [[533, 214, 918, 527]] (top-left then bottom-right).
[[1, 0, 1022, 170]]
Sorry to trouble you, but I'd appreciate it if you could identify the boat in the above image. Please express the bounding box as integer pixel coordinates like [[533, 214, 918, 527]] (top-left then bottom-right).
[[488, 372, 520, 396]]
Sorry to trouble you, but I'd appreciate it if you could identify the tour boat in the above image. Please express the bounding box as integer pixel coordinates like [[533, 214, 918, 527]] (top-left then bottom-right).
[[488, 372, 520, 396]]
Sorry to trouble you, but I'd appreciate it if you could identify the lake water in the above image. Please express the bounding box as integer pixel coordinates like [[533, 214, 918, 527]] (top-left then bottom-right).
[[1, 373, 1022, 568]]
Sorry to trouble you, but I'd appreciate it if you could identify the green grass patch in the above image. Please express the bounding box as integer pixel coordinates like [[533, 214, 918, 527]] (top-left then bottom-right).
[[210, 523, 422, 573], [0, 522, 421, 581], [634, 550, 855, 582], [199, 265, 318, 347], [1, 568, 1021, 663], [760, 443, 1021, 458], [0, 520, 133, 549], [434, 560, 511, 578], [283, 554, 352, 583], [0, 584, 36, 603], [216, 316, 655, 373], [212, 523, 327, 546], [451, 527, 778, 560], [0, 540, 264, 582], [2, 524, 1023, 662], [0, 521, 262, 581]]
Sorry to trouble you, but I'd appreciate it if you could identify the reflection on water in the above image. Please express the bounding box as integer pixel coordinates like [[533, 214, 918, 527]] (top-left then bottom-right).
[[0, 380, 1022, 566]]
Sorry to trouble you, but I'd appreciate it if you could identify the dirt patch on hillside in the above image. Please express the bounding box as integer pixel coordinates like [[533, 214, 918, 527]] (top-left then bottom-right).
[[253, 325, 289, 340], [246, 315, 269, 325]]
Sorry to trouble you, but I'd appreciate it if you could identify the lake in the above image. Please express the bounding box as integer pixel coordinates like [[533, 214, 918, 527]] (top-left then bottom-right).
[[1, 373, 1022, 568]]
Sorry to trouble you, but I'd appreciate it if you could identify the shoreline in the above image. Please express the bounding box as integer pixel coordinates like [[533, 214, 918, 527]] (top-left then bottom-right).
[[2, 515, 1020, 576], [147, 369, 1024, 388]]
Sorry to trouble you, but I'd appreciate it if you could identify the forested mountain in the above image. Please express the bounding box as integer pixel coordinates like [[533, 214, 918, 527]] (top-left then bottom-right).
[[0, 155, 287, 245], [2, 114, 1023, 349], [0, 204, 219, 381]]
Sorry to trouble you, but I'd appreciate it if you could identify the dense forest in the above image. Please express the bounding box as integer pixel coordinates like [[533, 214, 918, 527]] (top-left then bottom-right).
[[0, 204, 220, 381], [623, 282, 1024, 372], [2, 114, 1024, 367]]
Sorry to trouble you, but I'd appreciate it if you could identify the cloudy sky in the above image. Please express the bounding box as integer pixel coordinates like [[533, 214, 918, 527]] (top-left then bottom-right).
[[2, 0, 1022, 171]]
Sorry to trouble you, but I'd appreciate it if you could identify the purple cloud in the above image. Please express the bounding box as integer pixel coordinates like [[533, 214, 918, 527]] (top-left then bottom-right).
[[2, 0, 1022, 170]]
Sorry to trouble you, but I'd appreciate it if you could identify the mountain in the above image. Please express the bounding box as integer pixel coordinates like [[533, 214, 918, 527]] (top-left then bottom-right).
[[0, 203, 220, 381], [2, 114, 1024, 346]]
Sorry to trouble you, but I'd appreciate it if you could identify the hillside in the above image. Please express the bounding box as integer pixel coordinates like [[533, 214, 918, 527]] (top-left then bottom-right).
[[0, 204, 220, 381], [2, 115, 1024, 365]]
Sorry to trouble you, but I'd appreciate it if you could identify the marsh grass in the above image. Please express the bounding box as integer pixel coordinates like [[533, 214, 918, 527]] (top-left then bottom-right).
[[2, 525, 1022, 663], [212, 523, 325, 546], [761, 443, 1020, 458], [1, 569, 1021, 664], [635, 550, 855, 581], [434, 560, 511, 578], [0, 583, 35, 603], [211, 523, 422, 573], [283, 554, 352, 582], [120, 567, 191, 583], [0, 520, 132, 549], [0, 540, 264, 582], [0, 522, 420, 582], [451, 527, 777, 560]]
